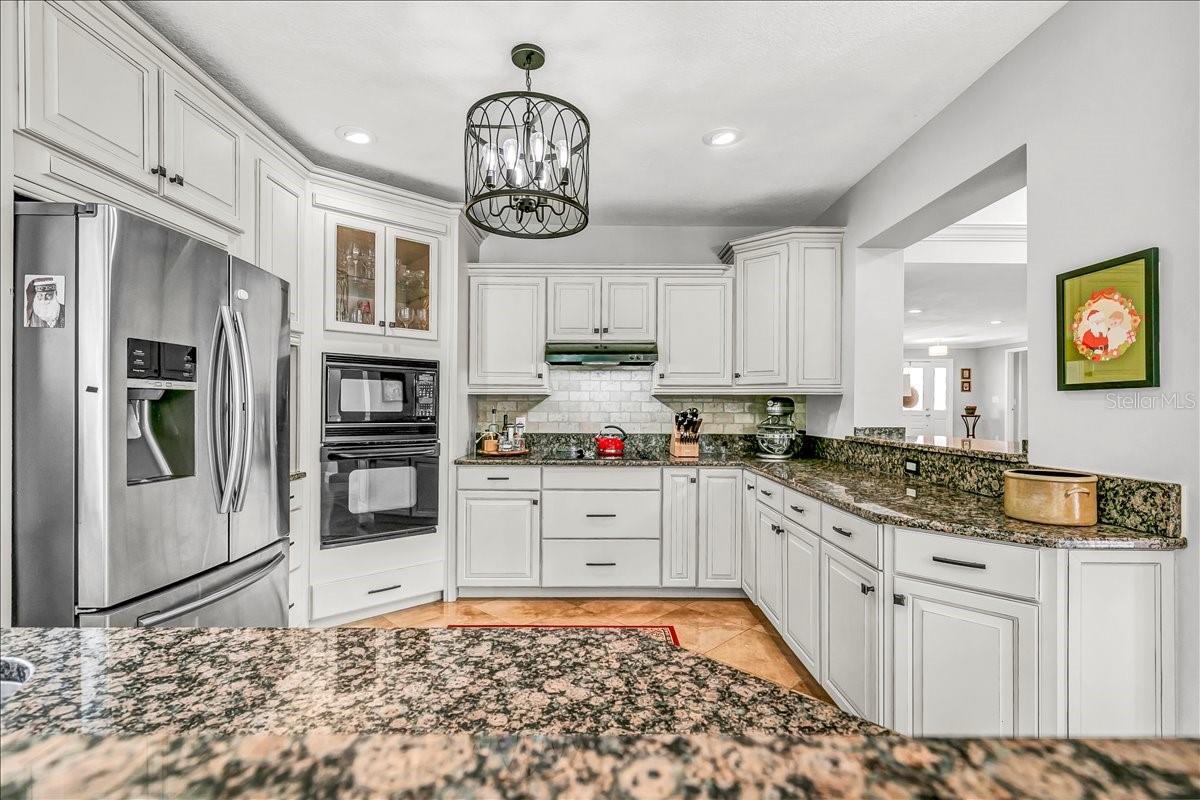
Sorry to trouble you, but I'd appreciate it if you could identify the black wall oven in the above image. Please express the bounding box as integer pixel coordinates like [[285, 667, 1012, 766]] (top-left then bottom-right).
[[320, 354, 439, 549]]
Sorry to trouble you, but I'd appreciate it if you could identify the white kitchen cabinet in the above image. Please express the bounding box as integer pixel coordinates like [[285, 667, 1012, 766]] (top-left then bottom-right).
[[661, 468, 698, 587], [21, 0, 161, 191], [256, 158, 304, 330], [755, 504, 785, 630], [740, 473, 757, 601], [469, 277, 547, 388], [783, 520, 821, 677], [821, 542, 882, 722], [656, 277, 733, 387], [790, 241, 842, 386], [602, 277, 656, 341], [160, 72, 243, 227], [456, 491, 541, 587], [547, 277, 601, 341], [1068, 550, 1175, 737], [698, 469, 741, 588], [892, 576, 1038, 737], [734, 244, 788, 386]]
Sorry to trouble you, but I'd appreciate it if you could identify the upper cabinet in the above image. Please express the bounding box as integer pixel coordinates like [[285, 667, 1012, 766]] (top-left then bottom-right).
[[469, 276, 547, 388], [20, 1, 245, 231], [791, 240, 842, 386], [547, 276, 656, 342], [734, 244, 789, 386], [656, 277, 733, 387], [255, 158, 305, 330], [324, 214, 438, 340]]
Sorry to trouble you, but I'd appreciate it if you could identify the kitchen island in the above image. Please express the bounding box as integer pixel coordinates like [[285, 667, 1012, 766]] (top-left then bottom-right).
[[2, 625, 1198, 799]]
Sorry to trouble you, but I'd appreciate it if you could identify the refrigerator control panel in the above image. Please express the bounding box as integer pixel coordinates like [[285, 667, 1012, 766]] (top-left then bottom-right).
[[127, 338, 196, 381]]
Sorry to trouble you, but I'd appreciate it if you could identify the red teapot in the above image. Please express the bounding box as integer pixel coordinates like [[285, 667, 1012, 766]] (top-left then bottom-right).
[[594, 425, 627, 458]]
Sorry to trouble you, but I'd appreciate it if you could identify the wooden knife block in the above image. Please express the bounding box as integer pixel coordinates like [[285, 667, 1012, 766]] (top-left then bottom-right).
[[670, 429, 700, 459]]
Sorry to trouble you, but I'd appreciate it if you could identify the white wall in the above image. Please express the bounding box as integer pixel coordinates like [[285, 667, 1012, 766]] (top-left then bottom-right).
[[813, 1, 1199, 732], [907, 344, 1027, 440], [477, 224, 766, 264]]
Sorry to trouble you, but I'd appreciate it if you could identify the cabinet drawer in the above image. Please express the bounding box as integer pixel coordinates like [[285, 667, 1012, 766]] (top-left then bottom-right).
[[821, 505, 882, 569], [310, 561, 443, 621], [783, 487, 821, 531], [894, 528, 1039, 601], [542, 539, 661, 587], [542, 467, 660, 491], [542, 490, 661, 539], [457, 466, 541, 490], [755, 478, 785, 513]]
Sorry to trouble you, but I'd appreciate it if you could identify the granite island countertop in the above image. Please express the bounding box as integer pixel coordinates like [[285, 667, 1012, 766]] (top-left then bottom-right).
[[3, 626, 1198, 799], [456, 453, 1186, 550]]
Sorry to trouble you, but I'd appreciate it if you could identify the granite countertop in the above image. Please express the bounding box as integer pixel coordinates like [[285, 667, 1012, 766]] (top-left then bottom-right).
[[457, 453, 1185, 550], [846, 434, 1028, 462], [3, 627, 1197, 799]]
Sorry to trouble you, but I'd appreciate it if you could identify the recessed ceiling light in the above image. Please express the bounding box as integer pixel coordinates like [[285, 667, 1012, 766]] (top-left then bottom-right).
[[928, 344, 949, 357], [908, 308, 923, 314], [703, 128, 743, 147], [989, 319, 1004, 325], [336, 126, 372, 145]]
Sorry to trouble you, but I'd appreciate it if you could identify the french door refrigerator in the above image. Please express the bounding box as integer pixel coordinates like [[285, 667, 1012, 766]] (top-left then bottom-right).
[[12, 203, 290, 628]]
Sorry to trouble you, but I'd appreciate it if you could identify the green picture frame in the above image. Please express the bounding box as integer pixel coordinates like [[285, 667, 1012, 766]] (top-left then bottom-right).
[[1056, 247, 1159, 391]]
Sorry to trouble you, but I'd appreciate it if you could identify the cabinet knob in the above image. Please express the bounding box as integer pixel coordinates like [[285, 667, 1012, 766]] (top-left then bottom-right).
[[150, 165, 166, 177], [734, 372, 741, 379], [893, 593, 906, 606], [602, 327, 609, 333], [689, 476, 697, 483], [169, 173, 185, 186], [658, 373, 665, 379], [378, 321, 387, 328], [592, 327, 599, 333], [536, 372, 544, 379], [388, 321, 397, 328], [860, 582, 876, 595]]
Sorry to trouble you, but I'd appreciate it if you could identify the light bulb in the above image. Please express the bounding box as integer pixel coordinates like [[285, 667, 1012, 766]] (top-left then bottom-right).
[[555, 140, 570, 185], [482, 145, 498, 188], [530, 131, 545, 163], [501, 138, 518, 170], [511, 161, 526, 186], [538, 160, 554, 190]]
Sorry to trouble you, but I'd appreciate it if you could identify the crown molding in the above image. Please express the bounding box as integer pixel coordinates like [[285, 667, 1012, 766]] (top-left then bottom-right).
[[925, 223, 1027, 243]]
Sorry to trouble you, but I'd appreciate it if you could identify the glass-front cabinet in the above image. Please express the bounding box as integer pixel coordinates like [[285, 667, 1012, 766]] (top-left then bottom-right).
[[325, 213, 438, 339]]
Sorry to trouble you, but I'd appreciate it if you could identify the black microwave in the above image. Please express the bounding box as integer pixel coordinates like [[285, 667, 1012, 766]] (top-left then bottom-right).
[[323, 353, 438, 443]]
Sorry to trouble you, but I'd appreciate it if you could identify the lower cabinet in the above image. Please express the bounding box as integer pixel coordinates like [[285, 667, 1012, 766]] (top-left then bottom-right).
[[698, 469, 742, 588], [821, 542, 882, 722], [782, 520, 821, 677], [755, 504, 785, 630], [892, 576, 1038, 737], [456, 490, 540, 587], [661, 468, 698, 587], [740, 474, 757, 601]]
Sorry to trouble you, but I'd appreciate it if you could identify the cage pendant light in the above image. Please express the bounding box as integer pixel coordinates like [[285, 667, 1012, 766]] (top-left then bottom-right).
[[464, 43, 590, 239]]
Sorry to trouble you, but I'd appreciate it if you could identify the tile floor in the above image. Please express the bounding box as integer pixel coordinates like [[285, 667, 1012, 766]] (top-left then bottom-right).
[[345, 597, 834, 704]]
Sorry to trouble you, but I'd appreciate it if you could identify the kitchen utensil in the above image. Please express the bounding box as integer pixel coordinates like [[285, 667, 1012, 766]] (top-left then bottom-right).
[[595, 425, 627, 458], [1004, 468, 1097, 526]]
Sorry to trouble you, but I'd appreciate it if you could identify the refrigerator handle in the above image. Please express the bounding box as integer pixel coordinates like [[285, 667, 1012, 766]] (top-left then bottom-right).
[[135, 551, 285, 627], [217, 306, 246, 514], [231, 308, 255, 512]]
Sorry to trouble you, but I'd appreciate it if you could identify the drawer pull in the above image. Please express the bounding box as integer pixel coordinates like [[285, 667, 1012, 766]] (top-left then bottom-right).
[[586, 513, 617, 518], [931, 555, 987, 570], [760, 489, 774, 497], [789, 505, 806, 514], [585, 561, 617, 567], [366, 583, 403, 595], [832, 526, 853, 538], [485, 476, 510, 481], [860, 582, 876, 595]]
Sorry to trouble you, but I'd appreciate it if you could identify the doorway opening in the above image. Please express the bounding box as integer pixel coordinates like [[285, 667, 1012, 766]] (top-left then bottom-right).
[[901, 358, 953, 438]]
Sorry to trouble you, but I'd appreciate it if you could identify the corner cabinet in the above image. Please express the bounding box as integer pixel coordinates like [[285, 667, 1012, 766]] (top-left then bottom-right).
[[468, 276, 547, 388], [255, 158, 304, 330], [325, 214, 438, 340], [734, 244, 788, 386]]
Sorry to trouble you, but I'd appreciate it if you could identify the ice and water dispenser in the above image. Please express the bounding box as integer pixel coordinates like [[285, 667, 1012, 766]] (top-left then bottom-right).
[[126, 338, 197, 484]]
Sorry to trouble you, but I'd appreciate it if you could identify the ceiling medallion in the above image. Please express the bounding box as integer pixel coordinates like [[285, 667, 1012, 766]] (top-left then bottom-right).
[[464, 43, 590, 239]]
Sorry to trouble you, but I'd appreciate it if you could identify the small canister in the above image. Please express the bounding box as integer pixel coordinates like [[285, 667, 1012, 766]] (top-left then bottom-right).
[[1003, 468, 1098, 526]]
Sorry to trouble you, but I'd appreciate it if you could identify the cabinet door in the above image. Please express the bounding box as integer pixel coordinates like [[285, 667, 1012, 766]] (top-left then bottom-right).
[[256, 159, 304, 330], [892, 576, 1038, 737], [821, 544, 882, 721], [697, 469, 740, 588], [656, 277, 733, 387], [326, 215, 386, 335], [457, 491, 540, 586], [385, 227, 438, 340], [661, 468, 698, 587], [161, 72, 243, 227], [740, 474, 757, 600], [755, 505, 784, 630], [22, 0, 160, 190], [783, 521, 821, 677], [547, 277, 601, 341], [735, 244, 788, 385], [791, 242, 842, 385], [602, 277, 656, 341], [469, 277, 547, 386]]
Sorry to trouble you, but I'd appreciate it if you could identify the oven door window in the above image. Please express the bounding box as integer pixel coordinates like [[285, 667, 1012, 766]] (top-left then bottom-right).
[[320, 450, 438, 548]]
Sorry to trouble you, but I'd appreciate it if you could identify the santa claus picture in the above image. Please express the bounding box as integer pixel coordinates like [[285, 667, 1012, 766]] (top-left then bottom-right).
[[1071, 287, 1140, 361], [23, 274, 65, 329]]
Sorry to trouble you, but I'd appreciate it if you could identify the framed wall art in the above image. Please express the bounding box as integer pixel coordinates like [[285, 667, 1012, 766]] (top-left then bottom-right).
[[960, 380, 972, 392], [1057, 248, 1159, 391], [960, 368, 972, 380]]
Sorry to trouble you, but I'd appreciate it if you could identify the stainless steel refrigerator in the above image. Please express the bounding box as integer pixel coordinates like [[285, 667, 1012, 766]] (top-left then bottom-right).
[[13, 203, 290, 628]]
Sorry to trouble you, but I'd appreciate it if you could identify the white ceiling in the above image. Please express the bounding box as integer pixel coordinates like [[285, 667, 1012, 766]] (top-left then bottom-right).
[[128, 1, 1063, 226], [904, 262, 1027, 348]]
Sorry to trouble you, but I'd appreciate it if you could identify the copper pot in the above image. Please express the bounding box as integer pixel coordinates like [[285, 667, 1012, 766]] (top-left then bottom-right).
[[1003, 468, 1098, 526]]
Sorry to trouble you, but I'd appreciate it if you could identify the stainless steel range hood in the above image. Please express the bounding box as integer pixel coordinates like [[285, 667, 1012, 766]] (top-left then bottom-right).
[[544, 342, 658, 367]]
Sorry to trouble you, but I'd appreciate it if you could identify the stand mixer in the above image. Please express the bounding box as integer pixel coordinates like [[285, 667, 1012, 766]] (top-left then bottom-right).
[[755, 397, 799, 460]]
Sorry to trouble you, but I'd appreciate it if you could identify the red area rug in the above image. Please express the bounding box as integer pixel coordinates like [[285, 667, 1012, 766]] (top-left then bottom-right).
[[447, 623, 680, 646]]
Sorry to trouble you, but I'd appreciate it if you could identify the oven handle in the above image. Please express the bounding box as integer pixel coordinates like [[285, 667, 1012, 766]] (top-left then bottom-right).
[[323, 443, 440, 460]]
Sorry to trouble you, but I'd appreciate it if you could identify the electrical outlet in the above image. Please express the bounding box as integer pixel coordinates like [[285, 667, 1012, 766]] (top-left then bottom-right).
[[904, 459, 920, 476], [906, 487, 918, 498]]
